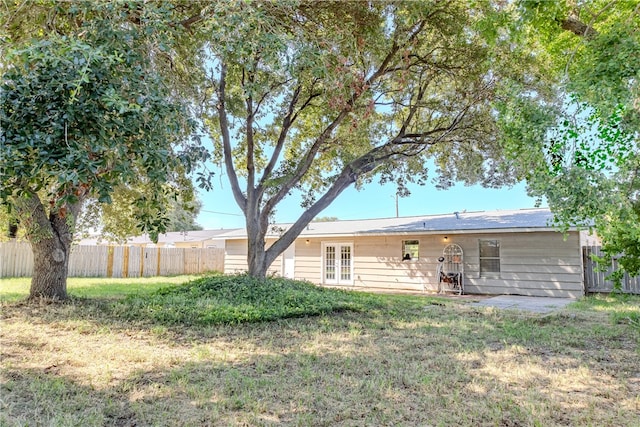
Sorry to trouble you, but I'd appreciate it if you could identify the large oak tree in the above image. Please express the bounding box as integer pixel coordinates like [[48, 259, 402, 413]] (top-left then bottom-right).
[[0, 3, 201, 299], [195, 1, 554, 278]]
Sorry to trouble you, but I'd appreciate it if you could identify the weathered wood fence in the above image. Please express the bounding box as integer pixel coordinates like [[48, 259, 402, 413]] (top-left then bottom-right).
[[583, 246, 640, 294], [0, 241, 224, 278]]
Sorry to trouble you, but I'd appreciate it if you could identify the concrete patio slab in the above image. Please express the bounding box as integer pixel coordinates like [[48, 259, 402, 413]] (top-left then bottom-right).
[[470, 295, 576, 313]]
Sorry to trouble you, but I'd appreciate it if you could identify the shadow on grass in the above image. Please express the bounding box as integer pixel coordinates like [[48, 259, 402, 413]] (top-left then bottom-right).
[[1, 368, 137, 427], [2, 303, 639, 426], [2, 277, 639, 425]]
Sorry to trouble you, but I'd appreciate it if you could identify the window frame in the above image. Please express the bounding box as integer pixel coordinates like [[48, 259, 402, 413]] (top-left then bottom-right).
[[479, 239, 501, 278], [402, 239, 420, 261]]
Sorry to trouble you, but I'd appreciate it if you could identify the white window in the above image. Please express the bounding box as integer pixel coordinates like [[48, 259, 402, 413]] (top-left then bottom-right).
[[402, 240, 419, 260], [479, 239, 500, 277], [322, 243, 353, 285]]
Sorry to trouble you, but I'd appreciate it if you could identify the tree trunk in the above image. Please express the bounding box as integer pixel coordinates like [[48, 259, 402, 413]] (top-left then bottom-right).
[[29, 228, 71, 300], [18, 193, 80, 301], [243, 156, 379, 280], [245, 207, 269, 279], [247, 238, 268, 279]]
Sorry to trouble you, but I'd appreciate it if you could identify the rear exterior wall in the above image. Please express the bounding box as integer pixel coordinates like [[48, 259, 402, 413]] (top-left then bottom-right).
[[224, 238, 283, 276], [224, 231, 584, 298], [293, 231, 584, 298]]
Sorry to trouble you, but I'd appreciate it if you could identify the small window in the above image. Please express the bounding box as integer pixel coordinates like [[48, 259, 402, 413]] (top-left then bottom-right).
[[402, 240, 419, 260], [479, 239, 500, 276]]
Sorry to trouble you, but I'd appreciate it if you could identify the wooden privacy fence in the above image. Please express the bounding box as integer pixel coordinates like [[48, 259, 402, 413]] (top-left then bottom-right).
[[583, 246, 640, 294], [0, 241, 224, 278]]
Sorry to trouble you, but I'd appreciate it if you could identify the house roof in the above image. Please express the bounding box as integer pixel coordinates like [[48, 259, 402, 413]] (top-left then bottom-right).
[[220, 208, 560, 239]]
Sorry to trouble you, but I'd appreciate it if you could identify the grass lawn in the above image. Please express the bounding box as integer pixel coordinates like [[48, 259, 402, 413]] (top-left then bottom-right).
[[1, 275, 639, 426]]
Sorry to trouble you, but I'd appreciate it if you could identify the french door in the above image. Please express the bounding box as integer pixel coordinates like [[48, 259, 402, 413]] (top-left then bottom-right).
[[322, 243, 353, 285]]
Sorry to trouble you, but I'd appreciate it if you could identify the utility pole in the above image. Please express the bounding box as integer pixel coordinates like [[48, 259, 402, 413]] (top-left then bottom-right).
[[395, 193, 399, 218]]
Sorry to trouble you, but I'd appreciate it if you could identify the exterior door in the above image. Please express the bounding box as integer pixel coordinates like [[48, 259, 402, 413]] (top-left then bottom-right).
[[282, 242, 295, 279], [323, 243, 353, 285]]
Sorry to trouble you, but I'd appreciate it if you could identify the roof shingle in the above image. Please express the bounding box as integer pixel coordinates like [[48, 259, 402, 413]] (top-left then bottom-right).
[[219, 208, 558, 239]]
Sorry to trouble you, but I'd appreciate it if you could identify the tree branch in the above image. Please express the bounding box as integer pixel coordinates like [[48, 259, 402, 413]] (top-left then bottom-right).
[[263, 146, 394, 267], [244, 67, 256, 191], [260, 20, 431, 222], [178, 13, 203, 30], [258, 84, 302, 187], [261, 107, 351, 223], [560, 16, 598, 39], [217, 63, 247, 212]]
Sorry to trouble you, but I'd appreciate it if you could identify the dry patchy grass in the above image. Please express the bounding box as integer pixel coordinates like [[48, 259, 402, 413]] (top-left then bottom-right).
[[0, 287, 639, 426]]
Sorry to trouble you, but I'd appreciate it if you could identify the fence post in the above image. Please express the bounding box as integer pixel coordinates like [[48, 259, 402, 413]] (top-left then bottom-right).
[[139, 246, 144, 277], [106, 246, 114, 278], [123, 246, 129, 278], [157, 247, 161, 276]]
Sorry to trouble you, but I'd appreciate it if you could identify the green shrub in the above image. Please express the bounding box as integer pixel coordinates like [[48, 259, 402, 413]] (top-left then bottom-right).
[[111, 273, 388, 326]]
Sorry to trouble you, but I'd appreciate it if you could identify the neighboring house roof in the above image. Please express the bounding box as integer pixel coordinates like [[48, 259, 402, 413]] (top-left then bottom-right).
[[220, 208, 561, 239], [77, 229, 240, 246], [127, 229, 238, 245]]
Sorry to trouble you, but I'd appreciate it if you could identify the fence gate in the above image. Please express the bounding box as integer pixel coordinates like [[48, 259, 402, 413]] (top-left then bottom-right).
[[583, 246, 640, 294]]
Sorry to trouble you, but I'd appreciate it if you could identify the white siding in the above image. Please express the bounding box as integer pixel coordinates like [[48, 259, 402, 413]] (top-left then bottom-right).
[[462, 232, 584, 298], [225, 239, 249, 273], [224, 238, 282, 276], [294, 231, 584, 297], [294, 236, 443, 292]]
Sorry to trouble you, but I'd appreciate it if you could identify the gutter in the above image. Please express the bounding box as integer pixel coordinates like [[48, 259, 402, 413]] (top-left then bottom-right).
[[224, 226, 578, 240]]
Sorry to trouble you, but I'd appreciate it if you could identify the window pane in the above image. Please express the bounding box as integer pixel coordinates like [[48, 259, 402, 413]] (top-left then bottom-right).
[[325, 246, 335, 280], [480, 259, 500, 273], [402, 240, 419, 260], [479, 239, 500, 274], [340, 246, 351, 281], [479, 240, 500, 258]]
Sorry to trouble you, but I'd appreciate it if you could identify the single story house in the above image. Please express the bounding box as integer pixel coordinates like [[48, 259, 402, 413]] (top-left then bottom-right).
[[222, 208, 597, 298]]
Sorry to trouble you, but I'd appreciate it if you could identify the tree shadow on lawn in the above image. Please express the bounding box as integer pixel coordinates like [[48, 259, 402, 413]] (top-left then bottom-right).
[[1, 299, 639, 426]]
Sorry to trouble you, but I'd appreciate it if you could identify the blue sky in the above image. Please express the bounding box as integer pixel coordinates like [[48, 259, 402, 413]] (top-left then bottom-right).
[[195, 177, 544, 230]]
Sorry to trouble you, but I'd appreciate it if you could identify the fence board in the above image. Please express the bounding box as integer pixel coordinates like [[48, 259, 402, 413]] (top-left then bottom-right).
[[69, 245, 109, 277], [184, 248, 201, 275], [142, 247, 158, 277], [583, 246, 640, 294], [159, 247, 184, 276], [0, 242, 224, 278], [202, 248, 224, 273], [111, 246, 126, 278], [0, 241, 33, 277]]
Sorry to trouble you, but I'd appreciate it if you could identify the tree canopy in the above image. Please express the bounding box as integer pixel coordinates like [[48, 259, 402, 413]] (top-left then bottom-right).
[[192, 0, 556, 277], [514, 0, 640, 281], [0, 2, 202, 298]]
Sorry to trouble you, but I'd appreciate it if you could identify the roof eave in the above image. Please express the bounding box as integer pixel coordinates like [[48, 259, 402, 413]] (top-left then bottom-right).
[[225, 226, 576, 240]]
